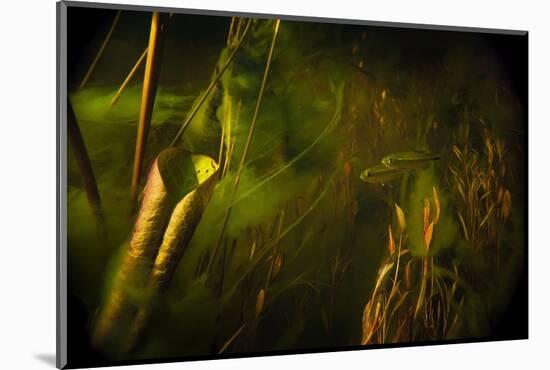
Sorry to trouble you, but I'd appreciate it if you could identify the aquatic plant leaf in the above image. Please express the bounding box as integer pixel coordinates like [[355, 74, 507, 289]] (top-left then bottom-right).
[[433, 186, 441, 225], [424, 221, 434, 252], [149, 162, 219, 290], [218, 323, 246, 354], [255, 289, 265, 319], [93, 147, 219, 353], [414, 260, 428, 319], [249, 240, 257, 261], [93, 151, 181, 350], [272, 252, 283, 280], [479, 203, 496, 229], [457, 211, 469, 241], [395, 203, 406, 233], [387, 224, 395, 256], [390, 290, 411, 319], [423, 198, 431, 232], [375, 262, 395, 293], [404, 260, 413, 290], [130, 152, 220, 346]]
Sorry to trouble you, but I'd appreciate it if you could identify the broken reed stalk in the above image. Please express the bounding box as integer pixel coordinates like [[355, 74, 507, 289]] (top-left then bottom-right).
[[67, 101, 103, 224], [79, 10, 121, 90], [130, 12, 166, 205], [170, 19, 252, 147], [110, 48, 148, 106], [206, 19, 282, 274]]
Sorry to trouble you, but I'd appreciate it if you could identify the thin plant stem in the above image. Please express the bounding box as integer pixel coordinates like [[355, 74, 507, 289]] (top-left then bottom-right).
[[170, 19, 252, 147], [264, 209, 285, 292], [206, 20, 282, 274], [391, 233, 403, 294], [110, 48, 148, 106], [67, 101, 104, 225], [226, 17, 236, 45], [79, 10, 121, 90], [110, 14, 173, 107], [130, 12, 166, 204]]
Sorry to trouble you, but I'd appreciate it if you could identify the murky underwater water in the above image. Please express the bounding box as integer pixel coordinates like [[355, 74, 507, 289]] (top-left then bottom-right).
[[66, 7, 527, 366]]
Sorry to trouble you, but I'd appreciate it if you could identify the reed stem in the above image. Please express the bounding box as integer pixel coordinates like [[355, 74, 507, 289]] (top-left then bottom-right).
[[110, 48, 148, 106], [79, 10, 121, 90], [67, 101, 103, 224], [130, 12, 166, 204], [110, 14, 173, 107]]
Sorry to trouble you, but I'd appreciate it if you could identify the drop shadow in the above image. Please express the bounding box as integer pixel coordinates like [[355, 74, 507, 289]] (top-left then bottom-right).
[[34, 353, 56, 367]]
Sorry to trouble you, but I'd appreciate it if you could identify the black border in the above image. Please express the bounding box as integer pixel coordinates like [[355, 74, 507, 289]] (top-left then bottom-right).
[[57, 1, 529, 369]]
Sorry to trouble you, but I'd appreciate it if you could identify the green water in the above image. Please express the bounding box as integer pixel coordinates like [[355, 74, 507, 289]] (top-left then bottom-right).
[[66, 9, 527, 366]]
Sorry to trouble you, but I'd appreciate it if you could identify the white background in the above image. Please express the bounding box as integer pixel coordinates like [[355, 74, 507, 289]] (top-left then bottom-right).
[[0, 0, 546, 369]]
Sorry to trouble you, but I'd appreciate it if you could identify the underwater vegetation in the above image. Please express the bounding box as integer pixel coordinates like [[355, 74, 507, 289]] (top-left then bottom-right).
[[66, 7, 527, 366]]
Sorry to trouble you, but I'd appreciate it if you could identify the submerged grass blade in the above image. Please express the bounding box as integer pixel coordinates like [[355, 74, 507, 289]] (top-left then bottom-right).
[[170, 19, 253, 147], [207, 20, 282, 273]]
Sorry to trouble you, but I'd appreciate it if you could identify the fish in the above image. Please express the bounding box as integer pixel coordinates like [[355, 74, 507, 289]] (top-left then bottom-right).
[[381, 151, 440, 170], [360, 164, 405, 184]]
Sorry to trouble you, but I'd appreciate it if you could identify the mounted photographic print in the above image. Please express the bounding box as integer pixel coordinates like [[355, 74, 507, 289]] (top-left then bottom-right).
[[57, 1, 528, 368]]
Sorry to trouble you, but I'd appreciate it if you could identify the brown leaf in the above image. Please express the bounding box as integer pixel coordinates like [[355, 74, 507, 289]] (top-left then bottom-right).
[[423, 198, 431, 231], [249, 240, 256, 261], [433, 186, 441, 225], [255, 289, 265, 319], [395, 203, 406, 232], [272, 253, 283, 280], [93, 148, 219, 350], [424, 221, 434, 252], [388, 224, 395, 256]]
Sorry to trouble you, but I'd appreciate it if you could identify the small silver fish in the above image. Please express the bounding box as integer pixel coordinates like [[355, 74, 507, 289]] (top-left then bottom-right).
[[381, 151, 440, 170], [360, 164, 404, 184]]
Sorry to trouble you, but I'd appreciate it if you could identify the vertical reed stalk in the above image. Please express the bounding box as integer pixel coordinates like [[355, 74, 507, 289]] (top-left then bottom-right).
[[206, 20, 282, 274], [130, 12, 166, 204], [79, 10, 121, 89], [67, 101, 103, 224], [110, 14, 173, 107]]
